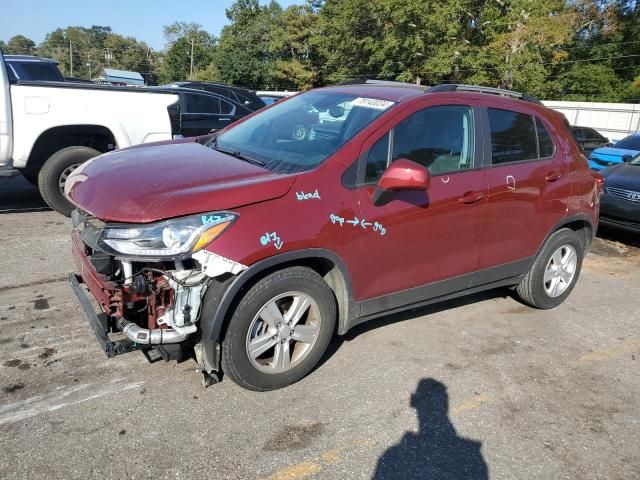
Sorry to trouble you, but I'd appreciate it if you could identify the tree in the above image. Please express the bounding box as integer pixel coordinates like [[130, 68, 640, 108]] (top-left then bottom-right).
[[269, 2, 323, 89], [4, 35, 36, 55], [558, 63, 630, 102], [215, 0, 285, 89], [160, 22, 216, 83]]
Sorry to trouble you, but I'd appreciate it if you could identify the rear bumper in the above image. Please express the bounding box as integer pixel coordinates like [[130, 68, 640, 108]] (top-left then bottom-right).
[[68, 273, 141, 357]]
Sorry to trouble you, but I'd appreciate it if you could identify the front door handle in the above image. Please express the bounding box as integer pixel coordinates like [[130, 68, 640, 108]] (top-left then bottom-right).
[[546, 171, 562, 182], [459, 191, 485, 204], [219, 118, 232, 122]]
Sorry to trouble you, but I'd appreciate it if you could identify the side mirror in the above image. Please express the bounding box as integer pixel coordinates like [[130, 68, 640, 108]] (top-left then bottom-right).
[[372, 158, 430, 206], [622, 154, 633, 163]]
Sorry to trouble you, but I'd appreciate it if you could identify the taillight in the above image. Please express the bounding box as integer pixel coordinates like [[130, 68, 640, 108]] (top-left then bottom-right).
[[167, 101, 181, 137], [593, 172, 604, 193]]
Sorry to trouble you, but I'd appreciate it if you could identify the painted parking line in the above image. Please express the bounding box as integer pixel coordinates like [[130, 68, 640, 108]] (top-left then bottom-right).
[[264, 338, 640, 480]]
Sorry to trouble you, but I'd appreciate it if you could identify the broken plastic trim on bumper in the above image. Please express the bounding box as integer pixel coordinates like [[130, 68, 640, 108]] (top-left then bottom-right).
[[68, 273, 141, 358]]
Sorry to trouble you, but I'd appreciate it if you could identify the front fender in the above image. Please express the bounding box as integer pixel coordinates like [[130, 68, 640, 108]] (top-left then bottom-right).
[[200, 248, 356, 345]]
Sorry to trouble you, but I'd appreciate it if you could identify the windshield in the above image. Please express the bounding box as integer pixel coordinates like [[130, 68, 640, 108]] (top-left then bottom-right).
[[211, 91, 396, 174], [614, 135, 640, 151]]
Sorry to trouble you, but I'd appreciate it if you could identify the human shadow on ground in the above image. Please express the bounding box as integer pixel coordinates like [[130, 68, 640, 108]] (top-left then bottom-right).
[[372, 378, 489, 480]]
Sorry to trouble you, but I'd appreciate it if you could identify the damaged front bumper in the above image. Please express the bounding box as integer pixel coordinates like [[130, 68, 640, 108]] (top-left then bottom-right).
[[68, 272, 141, 357], [69, 212, 246, 362]]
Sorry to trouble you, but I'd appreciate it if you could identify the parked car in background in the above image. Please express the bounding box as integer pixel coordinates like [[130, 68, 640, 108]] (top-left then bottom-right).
[[3, 55, 65, 82], [0, 52, 244, 215], [589, 133, 640, 170], [570, 126, 612, 156], [259, 95, 281, 106], [67, 83, 598, 391], [166, 81, 265, 111], [158, 86, 253, 136], [257, 90, 295, 105], [599, 155, 640, 232]]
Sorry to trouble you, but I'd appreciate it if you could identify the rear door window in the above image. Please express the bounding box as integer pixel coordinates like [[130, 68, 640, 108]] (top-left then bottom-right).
[[488, 108, 538, 164], [184, 94, 221, 114], [488, 108, 556, 164]]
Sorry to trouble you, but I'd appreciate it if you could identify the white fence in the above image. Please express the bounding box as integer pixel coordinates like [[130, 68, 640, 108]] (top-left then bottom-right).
[[542, 100, 640, 142]]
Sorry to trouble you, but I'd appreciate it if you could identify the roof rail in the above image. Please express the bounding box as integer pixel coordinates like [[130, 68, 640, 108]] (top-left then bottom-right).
[[427, 84, 542, 105], [338, 79, 425, 88]]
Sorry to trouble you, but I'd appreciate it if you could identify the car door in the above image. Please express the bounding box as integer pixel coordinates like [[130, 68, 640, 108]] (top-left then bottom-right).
[[180, 93, 239, 136], [478, 104, 571, 272], [353, 99, 487, 310]]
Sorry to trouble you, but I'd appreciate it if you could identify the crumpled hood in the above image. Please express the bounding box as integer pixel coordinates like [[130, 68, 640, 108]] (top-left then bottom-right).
[[66, 139, 295, 223]]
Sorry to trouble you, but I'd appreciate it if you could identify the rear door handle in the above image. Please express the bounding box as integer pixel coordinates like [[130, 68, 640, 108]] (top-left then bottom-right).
[[459, 191, 485, 204], [219, 118, 232, 122], [546, 171, 562, 182]]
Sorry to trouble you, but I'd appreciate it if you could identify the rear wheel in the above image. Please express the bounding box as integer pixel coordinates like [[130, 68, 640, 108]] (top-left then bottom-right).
[[221, 267, 336, 391], [516, 228, 583, 309], [38, 146, 100, 216]]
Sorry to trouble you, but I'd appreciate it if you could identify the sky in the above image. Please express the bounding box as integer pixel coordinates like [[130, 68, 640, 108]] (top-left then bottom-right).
[[0, 0, 300, 50]]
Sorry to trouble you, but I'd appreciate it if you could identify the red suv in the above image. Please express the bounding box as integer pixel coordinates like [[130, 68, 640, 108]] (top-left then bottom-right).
[[67, 83, 599, 390]]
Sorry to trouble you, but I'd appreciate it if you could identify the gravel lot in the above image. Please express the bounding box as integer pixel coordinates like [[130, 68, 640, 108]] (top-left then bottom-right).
[[1, 175, 639, 480]]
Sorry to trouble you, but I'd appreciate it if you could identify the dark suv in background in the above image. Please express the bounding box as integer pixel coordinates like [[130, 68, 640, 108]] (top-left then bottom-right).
[[167, 81, 266, 111]]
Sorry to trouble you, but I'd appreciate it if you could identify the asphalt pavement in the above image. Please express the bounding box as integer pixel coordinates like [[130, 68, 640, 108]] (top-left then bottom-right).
[[0, 175, 638, 479]]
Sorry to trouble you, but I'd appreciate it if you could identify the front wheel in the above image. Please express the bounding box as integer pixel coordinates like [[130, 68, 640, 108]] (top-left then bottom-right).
[[221, 267, 337, 391], [38, 146, 101, 216], [516, 228, 584, 309]]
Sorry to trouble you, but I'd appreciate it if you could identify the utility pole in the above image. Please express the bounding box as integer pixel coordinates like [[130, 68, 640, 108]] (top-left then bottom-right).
[[189, 37, 195, 80], [86, 52, 92, 80], [104, 48, 112, 67], [69, 40, 73, 77]]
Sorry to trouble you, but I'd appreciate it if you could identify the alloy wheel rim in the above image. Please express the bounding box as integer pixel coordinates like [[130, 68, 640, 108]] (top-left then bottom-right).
[[58, 163, 81, 194], [292, 125, 307, 140], [246, 291, 321, 374], [543, 244, 577, 298]]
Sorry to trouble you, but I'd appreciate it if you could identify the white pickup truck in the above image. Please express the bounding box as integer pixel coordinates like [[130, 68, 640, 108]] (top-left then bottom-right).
[[0, 54, 247, 215]]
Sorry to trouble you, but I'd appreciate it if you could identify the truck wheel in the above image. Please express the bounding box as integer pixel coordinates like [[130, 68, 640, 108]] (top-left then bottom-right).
[[221, 267, 337, 391], [516, 228, 583, 309], [38, 146, 100, 216]]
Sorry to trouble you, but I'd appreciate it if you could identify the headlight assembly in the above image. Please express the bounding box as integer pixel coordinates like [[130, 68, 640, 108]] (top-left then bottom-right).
[[99, 212, 237, 258]]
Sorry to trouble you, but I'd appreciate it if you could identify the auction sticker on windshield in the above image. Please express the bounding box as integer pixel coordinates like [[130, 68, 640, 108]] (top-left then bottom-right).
[[351, 97, 395, 110]]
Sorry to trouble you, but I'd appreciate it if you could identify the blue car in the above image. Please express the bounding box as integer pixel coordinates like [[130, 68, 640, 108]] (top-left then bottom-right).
[[589, 134, 640, 171]]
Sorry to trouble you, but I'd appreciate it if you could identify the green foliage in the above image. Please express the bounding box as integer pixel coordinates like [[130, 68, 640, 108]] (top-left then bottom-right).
[[214, 0, 285, 89], [35, 26, 158, 83], [4, 35, 36, 55], [2, 0, 639, 99], [160, 23, 216, 83]]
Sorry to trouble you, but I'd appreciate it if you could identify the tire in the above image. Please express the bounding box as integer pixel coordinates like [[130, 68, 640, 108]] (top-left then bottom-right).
[[221, 267, 337, 391], [516, 228, 584, 309], [38, 146, 100, 216]]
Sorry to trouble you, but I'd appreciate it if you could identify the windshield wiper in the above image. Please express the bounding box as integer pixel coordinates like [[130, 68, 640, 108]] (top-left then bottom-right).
[[209, 138, 266, 167]]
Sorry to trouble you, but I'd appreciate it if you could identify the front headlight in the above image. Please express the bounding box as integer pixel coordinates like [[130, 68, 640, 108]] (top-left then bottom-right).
[[99, 212, 237, 258]]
